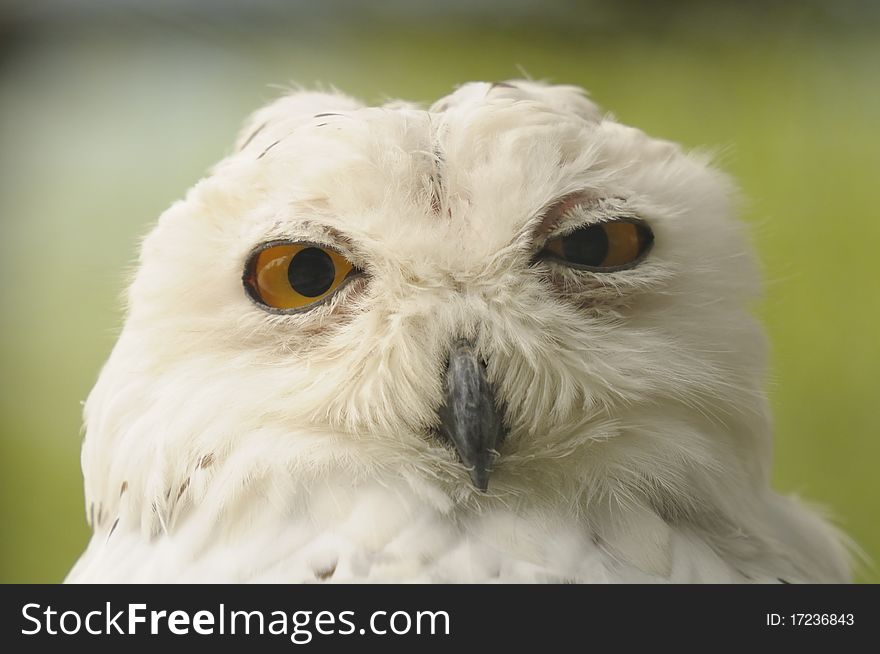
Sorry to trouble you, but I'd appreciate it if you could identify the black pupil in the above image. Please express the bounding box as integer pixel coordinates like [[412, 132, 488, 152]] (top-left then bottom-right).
[[562, 224, 608, 267], [287, 248, 336, 297]]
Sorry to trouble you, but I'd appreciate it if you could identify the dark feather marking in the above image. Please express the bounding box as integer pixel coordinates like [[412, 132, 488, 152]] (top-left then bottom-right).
[[149, 502, 163, 540], [489, 81, 516, 90], [89, 502, 95, 527], [429, 145, 445, 216], [199, 453, 214, 469], [107, 517, 119, 540], [315, 123, 327, 128], [429, 179, 441, 214], [177, 478, 190, 501], [778, 577, 791, 584], [120, 481, 128, 497], [314, 113, 340, 118], [257, 139, 281, 160], [97, 503, 105, 526], [314, 561, 337, 581], [239, 121, 267, 151]]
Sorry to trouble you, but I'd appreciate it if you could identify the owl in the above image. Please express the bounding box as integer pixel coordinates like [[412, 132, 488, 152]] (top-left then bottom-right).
[[67, 81, 849, 583]]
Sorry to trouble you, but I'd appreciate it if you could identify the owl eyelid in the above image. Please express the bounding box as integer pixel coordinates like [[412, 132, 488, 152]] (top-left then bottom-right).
[[245, 272, 364, 316], [243, 238, 358, 266], [544, 215, 646, 242], [532, 193, 595, 243], [537, 254, 647, 274], [533, 193, 637, 242]]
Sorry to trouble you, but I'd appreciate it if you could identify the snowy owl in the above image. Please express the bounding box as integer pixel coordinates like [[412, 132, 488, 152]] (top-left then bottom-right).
[[67, 81, 850, 583]]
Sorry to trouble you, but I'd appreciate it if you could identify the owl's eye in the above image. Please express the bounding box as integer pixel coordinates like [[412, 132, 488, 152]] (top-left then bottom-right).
[[540, 219, 653, 271], [244, 242, 360, 312]]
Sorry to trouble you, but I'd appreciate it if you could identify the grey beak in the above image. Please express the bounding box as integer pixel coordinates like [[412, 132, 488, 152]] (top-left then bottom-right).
[[437, 340, 505, 491]]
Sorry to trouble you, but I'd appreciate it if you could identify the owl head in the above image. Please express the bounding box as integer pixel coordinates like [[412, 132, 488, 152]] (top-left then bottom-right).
[[79, 81, 846, 580]]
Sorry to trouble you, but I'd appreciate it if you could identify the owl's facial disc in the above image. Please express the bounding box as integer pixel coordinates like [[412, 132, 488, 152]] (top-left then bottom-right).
[[437, 340, 506, 491]]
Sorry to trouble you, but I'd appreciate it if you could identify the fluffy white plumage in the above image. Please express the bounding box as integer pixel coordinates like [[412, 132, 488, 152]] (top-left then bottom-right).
[[67, 81, 850, 583]]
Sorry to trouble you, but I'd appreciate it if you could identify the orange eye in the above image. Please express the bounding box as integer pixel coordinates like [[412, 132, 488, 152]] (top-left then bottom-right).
[[541, 219, 653, 270], [244, 242, 360, 312]]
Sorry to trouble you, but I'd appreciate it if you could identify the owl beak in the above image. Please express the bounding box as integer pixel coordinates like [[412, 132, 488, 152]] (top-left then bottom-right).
[[437, 340, 505, 491]]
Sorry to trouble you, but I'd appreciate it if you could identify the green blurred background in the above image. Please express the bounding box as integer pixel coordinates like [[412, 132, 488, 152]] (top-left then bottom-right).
[[1, 0, 877, 583]]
